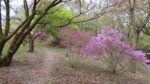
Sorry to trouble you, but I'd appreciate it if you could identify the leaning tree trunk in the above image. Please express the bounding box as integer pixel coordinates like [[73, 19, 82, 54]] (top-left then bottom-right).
[[0, 31, 30, 66], [0, 41, 6, 66], [0, 0, 64, 67], [0, 34, 22, 66], [0, 41, 6, 56]]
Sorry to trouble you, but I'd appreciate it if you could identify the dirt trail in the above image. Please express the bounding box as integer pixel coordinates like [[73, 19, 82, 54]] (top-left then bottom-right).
[[0, 48, 65, 84]]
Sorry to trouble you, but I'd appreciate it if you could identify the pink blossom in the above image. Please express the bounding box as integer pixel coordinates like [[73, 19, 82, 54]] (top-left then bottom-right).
[[85, 28, 149, 70], [60, 28, 92, 54]]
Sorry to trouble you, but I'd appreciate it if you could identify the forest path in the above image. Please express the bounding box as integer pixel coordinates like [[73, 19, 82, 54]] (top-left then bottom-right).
[[0, 47, 65, 84]]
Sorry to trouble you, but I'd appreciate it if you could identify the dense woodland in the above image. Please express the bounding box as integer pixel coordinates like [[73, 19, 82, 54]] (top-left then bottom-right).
[[0, 0, 150, 84]]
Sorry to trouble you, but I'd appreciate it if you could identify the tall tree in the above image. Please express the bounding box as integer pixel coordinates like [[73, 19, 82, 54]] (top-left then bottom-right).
[[112, 0, 150, 48], [0, 0, 65, 66]]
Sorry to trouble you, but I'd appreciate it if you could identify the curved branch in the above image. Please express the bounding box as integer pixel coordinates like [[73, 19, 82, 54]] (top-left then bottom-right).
[[142, 27, 150, 35]]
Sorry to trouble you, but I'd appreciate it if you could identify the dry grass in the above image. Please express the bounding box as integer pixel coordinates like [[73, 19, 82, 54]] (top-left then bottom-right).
[[0, 51, 47, 84], [0, 47, 64, 84], [0, 45, 150, 84], [50, 57, 150, 84]]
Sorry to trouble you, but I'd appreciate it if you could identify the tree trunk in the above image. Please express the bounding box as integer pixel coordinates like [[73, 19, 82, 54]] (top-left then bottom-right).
[[0, 34, 20, 66], [0, 0, 62, 67], [28, 33, 35, 52], [0, 51, 13, 66], [0, 33, 27, 66], [0, 41, 6, 56], [0, 41, 6, 66], [28, 39, 34, 53], [128, 0, 137, 73], [133, 29, 140, 49], [128, 29, 141, 73], [129, 58, 136, 73]]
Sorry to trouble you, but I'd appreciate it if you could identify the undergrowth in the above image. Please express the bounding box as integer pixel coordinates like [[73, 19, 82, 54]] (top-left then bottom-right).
[[50, 57, 150, 84]]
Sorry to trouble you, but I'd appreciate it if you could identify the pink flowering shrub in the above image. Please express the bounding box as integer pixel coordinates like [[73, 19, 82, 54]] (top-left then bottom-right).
[[36, 29, 47, 41], [60, 28, 92, 56], [85, 28, 148, 73]]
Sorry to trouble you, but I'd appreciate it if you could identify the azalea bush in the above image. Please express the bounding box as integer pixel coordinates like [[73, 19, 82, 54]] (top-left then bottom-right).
[[37, 29, 48, 41], [85, 28, 148, 73], [60, 28, 92, 56]]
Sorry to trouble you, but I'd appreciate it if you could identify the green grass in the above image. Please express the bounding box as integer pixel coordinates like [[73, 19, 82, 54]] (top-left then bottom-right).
[[2, 40, 45, 58], [61, 57, 104, 71], [139, 33, 150, 51]]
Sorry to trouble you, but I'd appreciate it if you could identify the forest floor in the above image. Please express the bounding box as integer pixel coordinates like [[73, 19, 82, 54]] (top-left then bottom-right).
[[0, 46, 150, 84], [0, 47, 65, 84]]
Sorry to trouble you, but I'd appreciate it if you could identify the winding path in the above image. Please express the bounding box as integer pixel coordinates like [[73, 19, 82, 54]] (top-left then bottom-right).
[[0, 48, 65, 84]]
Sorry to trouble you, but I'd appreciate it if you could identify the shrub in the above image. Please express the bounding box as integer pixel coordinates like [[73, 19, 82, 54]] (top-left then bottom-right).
[[60, 28, 92, 56], [50, 58, 150, 84], [37, 29, 48, 41], [85, 28, 147, 73]]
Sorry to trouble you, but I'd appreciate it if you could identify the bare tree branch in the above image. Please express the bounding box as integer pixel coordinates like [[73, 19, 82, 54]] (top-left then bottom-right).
[[24, 0, 29, 18], [47, 3, 118, 28]]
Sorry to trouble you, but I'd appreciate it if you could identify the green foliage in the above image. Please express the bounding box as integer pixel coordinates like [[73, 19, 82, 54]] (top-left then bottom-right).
[[35, 24, 41, 31], [139, 34, 150, 51], [43, 7, 80, 39], [47, 27, 59, 39], [70, 24, 80, 30], [45, 8, 73, 26], [34, 0, 80, 39]]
